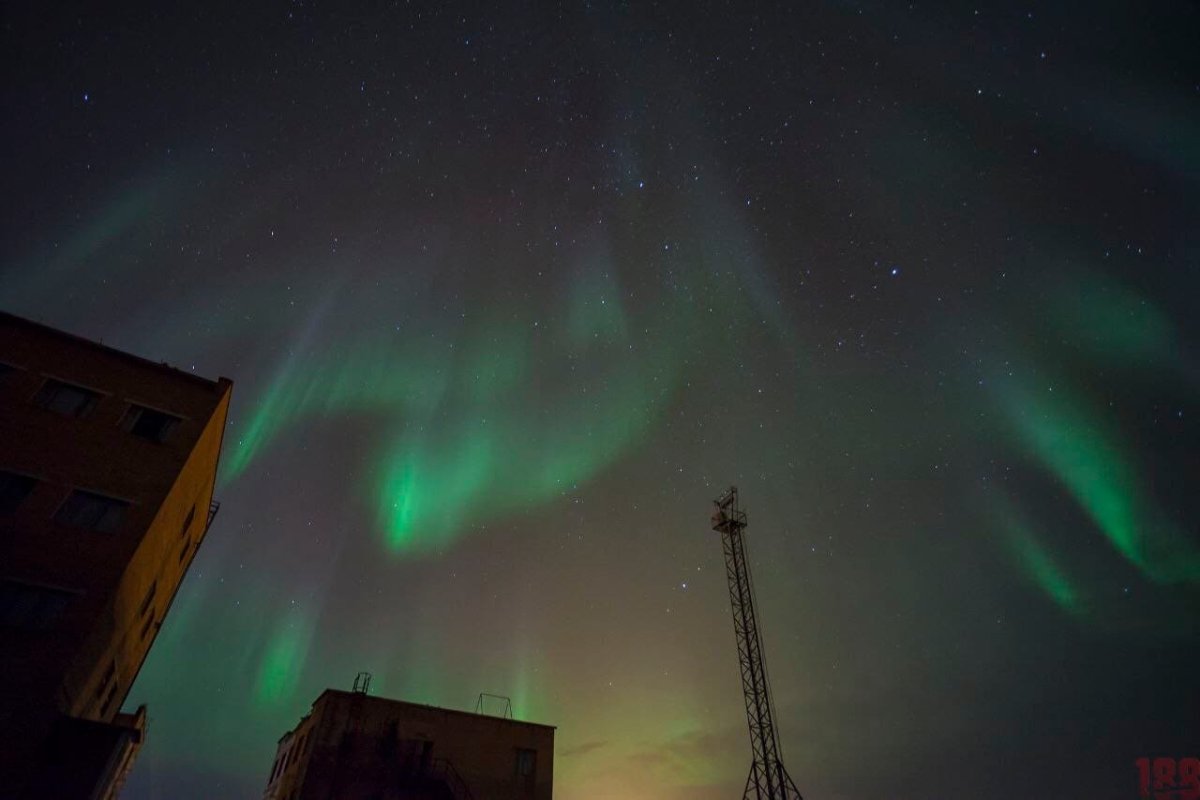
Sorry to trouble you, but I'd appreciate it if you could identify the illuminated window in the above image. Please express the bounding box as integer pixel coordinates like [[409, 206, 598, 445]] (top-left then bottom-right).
[[56, 490, 129, 532], [34, 378, 100, 417]]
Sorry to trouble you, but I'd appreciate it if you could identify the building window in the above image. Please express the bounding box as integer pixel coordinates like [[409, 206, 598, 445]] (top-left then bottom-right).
[[99, 679, 120, 718], [33, 378, 100, 418], [0, 470, 37, 514], [55, 490, 129, 533], [182, 505, 196, 537], [121, 404, 182, 443], [94, 661, 116, 701], [138, 581, 157, 618], [0, 579, 73, 629], [516, 748, 536, 778]]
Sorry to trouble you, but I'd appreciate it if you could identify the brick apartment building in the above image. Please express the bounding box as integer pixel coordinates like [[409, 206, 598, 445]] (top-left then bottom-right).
[[265, 686, 555, 800], [0, 310, 232, 798]]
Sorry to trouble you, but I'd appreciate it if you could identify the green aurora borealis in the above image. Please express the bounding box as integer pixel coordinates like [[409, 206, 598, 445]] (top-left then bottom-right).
[[3, 3, 1199, 798]]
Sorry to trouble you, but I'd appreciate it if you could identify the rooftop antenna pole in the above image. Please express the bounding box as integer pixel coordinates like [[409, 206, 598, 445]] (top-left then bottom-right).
[[711, 486, 804, 800], [474, 693, 513, 719]]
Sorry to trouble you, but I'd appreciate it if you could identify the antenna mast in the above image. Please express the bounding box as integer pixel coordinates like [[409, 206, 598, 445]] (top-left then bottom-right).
[[711, 486, 804, 800]]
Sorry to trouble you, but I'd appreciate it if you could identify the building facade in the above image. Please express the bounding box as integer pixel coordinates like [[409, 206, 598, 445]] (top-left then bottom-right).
[[265, 688, 555, 800], [0, 311, 232, 797]]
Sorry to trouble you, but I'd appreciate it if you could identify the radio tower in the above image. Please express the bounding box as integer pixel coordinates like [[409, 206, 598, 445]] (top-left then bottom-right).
[[710, 486, 804, 800]]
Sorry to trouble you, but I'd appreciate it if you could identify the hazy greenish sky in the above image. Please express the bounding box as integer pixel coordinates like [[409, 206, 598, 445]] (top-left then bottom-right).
[[3, 2, 1198, 798]]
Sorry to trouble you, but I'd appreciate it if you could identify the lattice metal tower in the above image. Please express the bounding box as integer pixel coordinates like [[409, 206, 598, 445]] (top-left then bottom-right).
[[711, 486, 804, 800]]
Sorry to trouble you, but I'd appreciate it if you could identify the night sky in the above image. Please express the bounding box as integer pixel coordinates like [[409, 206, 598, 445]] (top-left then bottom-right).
[[3, 2, 1199, 798]]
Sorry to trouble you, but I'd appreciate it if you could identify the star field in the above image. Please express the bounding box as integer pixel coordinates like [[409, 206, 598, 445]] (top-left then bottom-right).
[[2, 2, 1198, 799]]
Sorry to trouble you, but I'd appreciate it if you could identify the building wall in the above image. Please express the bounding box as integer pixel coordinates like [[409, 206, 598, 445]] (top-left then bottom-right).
[[264, 690, 555, 800], [0, 312, 231, 791], [60, 387, 230, 722]]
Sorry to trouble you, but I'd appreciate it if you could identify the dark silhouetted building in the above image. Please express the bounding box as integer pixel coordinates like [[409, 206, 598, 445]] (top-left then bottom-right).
[[0, 311, 232, 798], [264, 688, 555, 800]]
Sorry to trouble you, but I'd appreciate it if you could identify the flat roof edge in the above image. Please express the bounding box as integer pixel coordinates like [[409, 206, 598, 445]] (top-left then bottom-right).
[[315, 688, 557, 731], [0, 310, 231, 391]]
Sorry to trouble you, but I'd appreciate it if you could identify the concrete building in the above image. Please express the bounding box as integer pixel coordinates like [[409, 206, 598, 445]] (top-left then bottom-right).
[[264, 687, 555, 800], [0, 310, 232, 798]]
